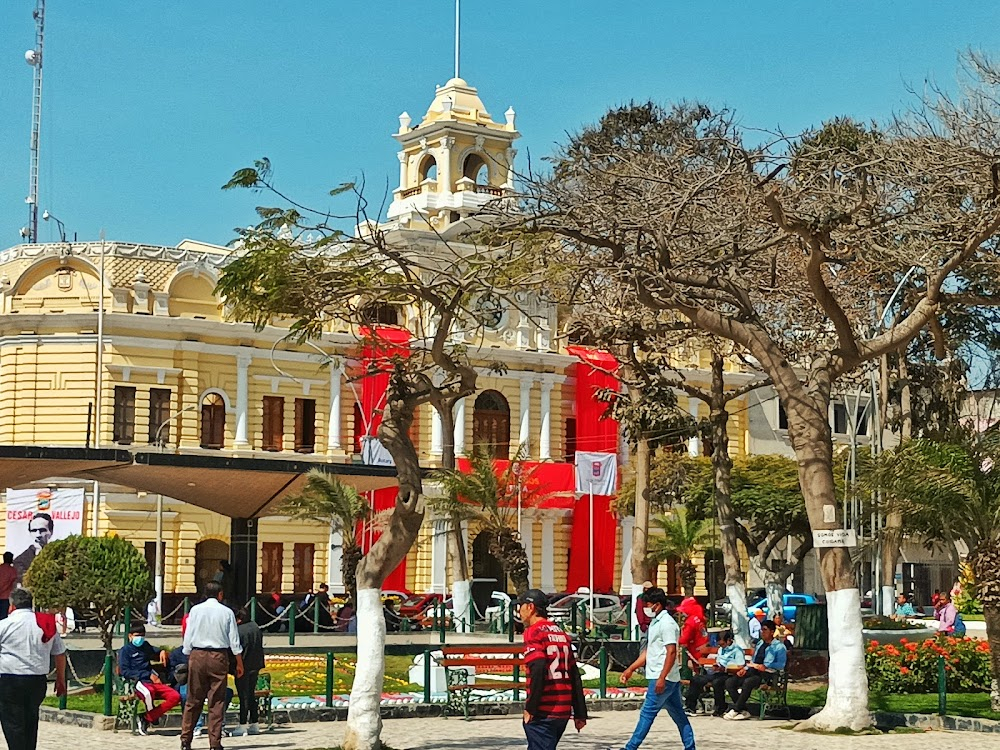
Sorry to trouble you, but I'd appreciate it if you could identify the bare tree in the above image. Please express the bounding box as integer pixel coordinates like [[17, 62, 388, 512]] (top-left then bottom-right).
[[218, 162, 541, 750], [500, 68, 1000, 729]]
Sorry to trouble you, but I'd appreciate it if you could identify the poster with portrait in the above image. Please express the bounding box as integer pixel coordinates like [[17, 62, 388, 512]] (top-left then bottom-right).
[[5, 487, 85, 580]]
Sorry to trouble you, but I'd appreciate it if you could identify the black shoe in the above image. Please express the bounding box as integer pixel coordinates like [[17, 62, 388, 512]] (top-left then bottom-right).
[[136, 715, 150, 736]]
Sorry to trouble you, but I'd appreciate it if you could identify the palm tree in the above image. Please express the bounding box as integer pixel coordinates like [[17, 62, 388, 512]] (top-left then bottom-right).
[[648, 507, 714, 597], [278, 470, 371, 600], [873, 431, 1000, 711], [433, 447, 544, 596]]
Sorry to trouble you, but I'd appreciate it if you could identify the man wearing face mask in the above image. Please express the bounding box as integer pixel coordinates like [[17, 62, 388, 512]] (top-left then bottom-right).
[[118, 623, 180, 734], [608, 588, 696, 750]]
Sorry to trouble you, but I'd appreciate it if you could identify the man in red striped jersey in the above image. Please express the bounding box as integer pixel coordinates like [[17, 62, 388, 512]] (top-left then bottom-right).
[[518, 589, 588, 750]]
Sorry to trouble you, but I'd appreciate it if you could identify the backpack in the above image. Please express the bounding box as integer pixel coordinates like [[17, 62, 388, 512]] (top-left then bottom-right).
[[954, 613, 966, 637]]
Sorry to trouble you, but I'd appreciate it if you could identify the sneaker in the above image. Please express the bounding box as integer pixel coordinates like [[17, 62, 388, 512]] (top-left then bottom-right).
[[731, 711, 751, 721], [193, 727, 204, 739], [722, 709, 738, 720], [247, 723, 261, 735], [230, 726, 248, 737], [136, 715, 150, 736], [684, 707, 698, 717]]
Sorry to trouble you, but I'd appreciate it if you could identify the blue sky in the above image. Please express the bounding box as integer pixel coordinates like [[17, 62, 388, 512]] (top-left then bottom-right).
[[1, 2, 999, 248]]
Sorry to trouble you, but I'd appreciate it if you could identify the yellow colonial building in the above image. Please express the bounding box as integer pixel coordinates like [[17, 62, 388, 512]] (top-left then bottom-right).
[[0, 77, 758, 610]]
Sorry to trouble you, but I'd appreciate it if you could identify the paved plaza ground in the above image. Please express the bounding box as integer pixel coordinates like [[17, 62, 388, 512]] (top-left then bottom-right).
[[33, 712, 1000, 749]]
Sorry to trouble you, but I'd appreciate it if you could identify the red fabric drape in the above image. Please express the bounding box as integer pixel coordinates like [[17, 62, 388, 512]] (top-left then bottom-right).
[[357, 326, 412, 593], [565, 346, 620, 593], [454, 458, 576, 509]]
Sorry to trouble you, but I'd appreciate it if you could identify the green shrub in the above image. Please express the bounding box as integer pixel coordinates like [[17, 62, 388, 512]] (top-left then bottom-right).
[[24, 534, 153, 651], [866, 636, 992, 694]]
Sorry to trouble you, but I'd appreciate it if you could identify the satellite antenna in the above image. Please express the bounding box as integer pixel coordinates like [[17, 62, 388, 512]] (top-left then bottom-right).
[[23, 0, 45, 244]]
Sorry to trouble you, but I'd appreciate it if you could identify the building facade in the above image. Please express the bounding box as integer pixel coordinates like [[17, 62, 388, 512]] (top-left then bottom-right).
[[0, 78, 766, 605]]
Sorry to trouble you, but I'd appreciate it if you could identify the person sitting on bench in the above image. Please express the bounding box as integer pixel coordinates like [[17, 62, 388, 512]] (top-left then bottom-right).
[[722, 619, 786, 721], [684, 629, 745, 717], [118, 623, 180, 735]]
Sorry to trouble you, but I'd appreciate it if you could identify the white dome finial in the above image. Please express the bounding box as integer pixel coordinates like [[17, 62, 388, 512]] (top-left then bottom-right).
[[505, 106, 516, 128]]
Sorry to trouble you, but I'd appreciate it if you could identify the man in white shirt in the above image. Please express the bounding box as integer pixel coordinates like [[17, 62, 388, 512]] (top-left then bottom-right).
[[0, 588, 67, 750], [180, 581, 243, 750], [609, 588, 696, 750]]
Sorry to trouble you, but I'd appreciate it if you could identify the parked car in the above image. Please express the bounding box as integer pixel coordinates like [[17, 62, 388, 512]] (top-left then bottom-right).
[[713, 588, 767, 618], [746, 593, 819, 623], [398, 592, 444, 619], [548, 593, 623, 626]]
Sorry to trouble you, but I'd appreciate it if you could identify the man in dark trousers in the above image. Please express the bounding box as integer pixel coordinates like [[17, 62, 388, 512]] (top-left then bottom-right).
[[723, 619, 786, 720], [231, 607, 265, 736], [0, 588, 67, 750], [518, 589, 587, 750], [181, 581, 243, 750]]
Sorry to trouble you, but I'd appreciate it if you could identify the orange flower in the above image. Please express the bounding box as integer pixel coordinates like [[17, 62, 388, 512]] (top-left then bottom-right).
[[906, 643, 918, 652], [900, 637, 908, 644], [900, 667, 910, 675]]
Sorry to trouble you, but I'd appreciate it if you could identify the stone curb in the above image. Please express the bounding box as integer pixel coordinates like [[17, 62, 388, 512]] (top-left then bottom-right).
[[41, 702, 1000, 734], [874, 711, 1000, 733]]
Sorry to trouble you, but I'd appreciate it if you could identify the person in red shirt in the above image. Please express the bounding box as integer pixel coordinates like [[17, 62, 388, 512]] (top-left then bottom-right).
[[676, 597, 709, 669], [0, 553, 18, 621], [518, 589, 587, 750], [634, 581, 654, 636]]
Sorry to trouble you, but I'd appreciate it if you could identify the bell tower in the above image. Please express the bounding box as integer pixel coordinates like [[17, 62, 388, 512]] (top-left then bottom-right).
[[387, 77, 519, 231]]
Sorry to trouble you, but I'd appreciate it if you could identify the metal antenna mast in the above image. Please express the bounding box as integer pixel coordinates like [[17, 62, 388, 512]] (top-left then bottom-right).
[[23, 0, 45, 244]]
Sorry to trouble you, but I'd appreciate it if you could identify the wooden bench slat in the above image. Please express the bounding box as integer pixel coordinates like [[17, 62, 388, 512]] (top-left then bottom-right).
[[440, 658, 522, 668], [447, 681, 526, 691], [440, 646, 524, 655]]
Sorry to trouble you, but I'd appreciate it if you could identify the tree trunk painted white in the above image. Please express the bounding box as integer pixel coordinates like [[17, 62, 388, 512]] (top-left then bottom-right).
[[343, 588, 385, 750], [452, 578, 473, 634], [796, 588, 871, 732], [880, 585, 896, 617], [765, 575, 785, 619], [727, 582, 750, 649]]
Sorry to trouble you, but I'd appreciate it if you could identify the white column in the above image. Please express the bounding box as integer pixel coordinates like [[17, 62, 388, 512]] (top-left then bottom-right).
[[518, 378, 533, 455], [454, 398, 466, 456], [431, 407, 443, 456], [521, 516, 534, 588], [620, 516, 635, 594], [539, 378, 554, 460], [329, 527, 345, 593], [327, 362, 343, 453], [234, 352, 252, 448], [431, 519, 448, 594], [687, 396, 701, 457], [397, 151, 407, 190], [540, 515, 556, 592]]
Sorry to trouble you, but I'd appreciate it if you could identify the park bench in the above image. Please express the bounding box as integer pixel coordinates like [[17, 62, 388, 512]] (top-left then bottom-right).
[[112, 674, 141, 734], [437, 645, 526, 719], [255, 672, 274, 728], [753, 668, 789, 718]]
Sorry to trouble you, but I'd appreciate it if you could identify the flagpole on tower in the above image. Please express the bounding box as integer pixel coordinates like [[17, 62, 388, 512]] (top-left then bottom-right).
[[454, 0, 461, 79]]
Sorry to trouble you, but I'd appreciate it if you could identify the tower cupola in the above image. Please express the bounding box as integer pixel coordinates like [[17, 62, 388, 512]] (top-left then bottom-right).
[[387, 78, 519, 230]]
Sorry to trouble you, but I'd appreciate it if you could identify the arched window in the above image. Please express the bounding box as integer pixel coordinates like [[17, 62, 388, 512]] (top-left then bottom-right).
[[418, 155, 438, 182], [472, 390, 510, 459], [463, 153, 489, 184], [201, 392, 226, 449], [361, 302, 400, 327]]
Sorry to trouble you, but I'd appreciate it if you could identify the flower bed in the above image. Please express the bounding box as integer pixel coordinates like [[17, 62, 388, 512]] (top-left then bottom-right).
[[866, 636, 992, 694]]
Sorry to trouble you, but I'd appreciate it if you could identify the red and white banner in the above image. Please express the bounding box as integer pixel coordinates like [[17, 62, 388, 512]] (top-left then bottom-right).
[[574, 451, 617, 496], [5, 487, 84, 580]]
